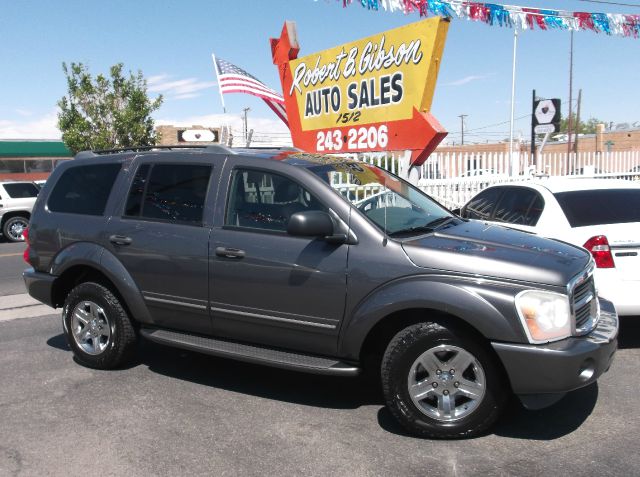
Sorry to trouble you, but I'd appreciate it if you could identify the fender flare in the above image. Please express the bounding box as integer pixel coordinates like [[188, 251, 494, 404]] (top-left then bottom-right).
[[50, 242, 153, 324], [339, 277, 525, 360]]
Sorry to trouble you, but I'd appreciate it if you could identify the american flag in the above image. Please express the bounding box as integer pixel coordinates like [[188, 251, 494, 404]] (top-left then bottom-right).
[[213, 55, 288, 127]]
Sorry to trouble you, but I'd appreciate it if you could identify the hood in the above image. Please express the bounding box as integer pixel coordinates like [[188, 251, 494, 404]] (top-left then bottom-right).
[[401, 220, 590, 287]]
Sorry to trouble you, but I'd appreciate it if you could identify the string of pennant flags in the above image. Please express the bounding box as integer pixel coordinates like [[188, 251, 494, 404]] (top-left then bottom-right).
[[338, 0, 640, 38]]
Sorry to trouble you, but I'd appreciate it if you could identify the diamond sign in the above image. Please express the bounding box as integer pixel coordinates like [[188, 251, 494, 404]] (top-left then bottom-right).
[[534, 100, 556, 125]]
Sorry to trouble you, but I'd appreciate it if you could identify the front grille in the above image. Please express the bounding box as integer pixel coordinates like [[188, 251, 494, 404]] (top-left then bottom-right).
[[572, 274, 597, 333]]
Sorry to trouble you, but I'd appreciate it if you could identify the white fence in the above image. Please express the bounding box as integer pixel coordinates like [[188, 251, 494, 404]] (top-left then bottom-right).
[[418, 150, 640, 180], [346, 150, 640, 210]]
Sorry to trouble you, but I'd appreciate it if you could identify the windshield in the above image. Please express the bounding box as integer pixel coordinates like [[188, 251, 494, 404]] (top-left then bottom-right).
[[306, 159, 454, 236]]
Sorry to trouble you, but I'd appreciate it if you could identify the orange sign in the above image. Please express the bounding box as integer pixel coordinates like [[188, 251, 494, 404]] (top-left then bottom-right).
[[271, 18, 450, 166]]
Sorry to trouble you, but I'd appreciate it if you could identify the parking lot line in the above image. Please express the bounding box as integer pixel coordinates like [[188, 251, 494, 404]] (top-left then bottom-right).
[[0, 252, 23, 257], [0, 293, 56, 321]]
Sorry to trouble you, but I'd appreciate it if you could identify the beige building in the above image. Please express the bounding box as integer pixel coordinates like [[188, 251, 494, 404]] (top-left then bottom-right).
[[156, 125, 222, 146], [437, 125, 640, 155]]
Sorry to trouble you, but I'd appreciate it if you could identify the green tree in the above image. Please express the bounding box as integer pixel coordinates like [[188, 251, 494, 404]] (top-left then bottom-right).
[[558, 115, 605, 135], [57, 62, 163, 154]]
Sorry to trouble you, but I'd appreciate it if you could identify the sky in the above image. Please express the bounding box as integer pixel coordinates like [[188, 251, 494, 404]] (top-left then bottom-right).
[[1, 0, 639, 145]]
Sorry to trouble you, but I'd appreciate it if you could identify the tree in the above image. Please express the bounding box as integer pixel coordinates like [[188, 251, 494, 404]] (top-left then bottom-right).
[[558, 115, 605, 135], [57, 62, 163, 154]]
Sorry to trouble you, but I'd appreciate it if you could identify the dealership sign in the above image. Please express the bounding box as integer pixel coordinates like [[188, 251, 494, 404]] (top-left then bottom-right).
[[271, 18, 449, 166]]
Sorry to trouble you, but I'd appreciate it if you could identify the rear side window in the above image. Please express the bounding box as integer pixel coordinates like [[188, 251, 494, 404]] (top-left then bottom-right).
[[48, 163, 121, 216], [462, 187, 502, 220], [3, 183, 39, 198], [493, 188, 544, 226], [555, 189, 640, 227], [124, 163, 212, 224]]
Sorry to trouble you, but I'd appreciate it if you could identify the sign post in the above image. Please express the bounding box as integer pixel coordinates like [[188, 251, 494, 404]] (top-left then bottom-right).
[[271, 18, 449, 171]]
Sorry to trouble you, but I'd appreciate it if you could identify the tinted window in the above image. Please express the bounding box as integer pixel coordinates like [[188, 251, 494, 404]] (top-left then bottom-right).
[[494, 188, 543, 226], [48, 163, 121, 216], [3, 183, 39, 198], [555, 189, 640, 227], [124, 164, 150, 216], [125, 163, 211, 224], [462, 188, 502, 220], [226, 169, 324, 232]]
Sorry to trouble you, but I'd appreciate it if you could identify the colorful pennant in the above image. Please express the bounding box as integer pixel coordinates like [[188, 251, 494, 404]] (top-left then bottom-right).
[[338, 0, 640, 38]]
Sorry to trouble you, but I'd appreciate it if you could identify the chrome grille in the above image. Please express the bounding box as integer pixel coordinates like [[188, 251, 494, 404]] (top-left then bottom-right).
[[571, 272, 598, 334]]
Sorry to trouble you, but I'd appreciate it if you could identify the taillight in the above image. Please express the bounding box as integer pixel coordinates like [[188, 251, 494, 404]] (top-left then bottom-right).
[[23, 227, 30, 264], [583, 235, 615, 268]]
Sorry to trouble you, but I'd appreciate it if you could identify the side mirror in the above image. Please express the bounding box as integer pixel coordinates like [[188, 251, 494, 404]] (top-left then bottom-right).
[[287, 211, 334, 237]]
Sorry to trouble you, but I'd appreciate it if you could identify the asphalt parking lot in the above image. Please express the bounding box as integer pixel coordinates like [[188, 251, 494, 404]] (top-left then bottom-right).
[[1, 239, 640, 476]]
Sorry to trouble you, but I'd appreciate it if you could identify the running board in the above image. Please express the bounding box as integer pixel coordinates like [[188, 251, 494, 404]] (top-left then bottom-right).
[[140, 328, 360, 376]]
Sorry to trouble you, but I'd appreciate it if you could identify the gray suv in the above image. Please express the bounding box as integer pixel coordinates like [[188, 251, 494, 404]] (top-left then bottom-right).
[[23, 146, 618, 439]]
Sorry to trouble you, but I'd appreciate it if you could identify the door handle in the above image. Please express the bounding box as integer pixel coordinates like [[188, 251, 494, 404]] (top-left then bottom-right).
[[109, 235, 133, 246], [215, 247, 245, 259]]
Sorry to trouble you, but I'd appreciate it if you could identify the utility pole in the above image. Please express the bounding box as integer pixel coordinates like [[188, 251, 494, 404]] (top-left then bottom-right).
[[574, 89, 582, 153], [242, 107, 251, 142], [459, 114, 467, 145]]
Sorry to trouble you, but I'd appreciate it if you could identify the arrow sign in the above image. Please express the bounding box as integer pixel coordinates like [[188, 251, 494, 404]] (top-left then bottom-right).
[[534, 123, 556, 134], [270, 19, 449, 167]]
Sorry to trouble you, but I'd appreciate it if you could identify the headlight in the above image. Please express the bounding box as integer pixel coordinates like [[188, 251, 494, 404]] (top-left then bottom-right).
[[515, 290, 571, 343]]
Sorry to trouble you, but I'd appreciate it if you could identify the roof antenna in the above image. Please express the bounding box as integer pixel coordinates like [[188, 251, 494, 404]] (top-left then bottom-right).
[[383, 174, 388, 247]]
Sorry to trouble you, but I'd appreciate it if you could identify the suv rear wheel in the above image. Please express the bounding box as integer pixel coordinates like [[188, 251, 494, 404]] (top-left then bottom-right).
[[381, 322, 507, 439], [2, 215, 29, 242], [62, 282, 137, 369]]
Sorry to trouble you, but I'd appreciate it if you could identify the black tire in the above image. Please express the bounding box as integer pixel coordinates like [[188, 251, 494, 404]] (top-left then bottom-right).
[[381, 322, 507, 439], [2, 215, 29, 242], [62, 282, 137, 369]]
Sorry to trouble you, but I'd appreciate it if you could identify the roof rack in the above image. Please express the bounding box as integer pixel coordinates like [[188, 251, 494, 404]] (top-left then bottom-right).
[[74, 144, 237, 160], [74, 144, 299, 160]]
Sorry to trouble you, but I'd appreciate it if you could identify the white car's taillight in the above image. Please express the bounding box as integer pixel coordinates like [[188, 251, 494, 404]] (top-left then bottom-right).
[[583, 235, 615, 268]]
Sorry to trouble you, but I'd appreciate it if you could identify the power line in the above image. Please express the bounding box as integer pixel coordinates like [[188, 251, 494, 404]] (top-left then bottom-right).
[[462, 114, 531, 133], [575, 0, 640, 7]]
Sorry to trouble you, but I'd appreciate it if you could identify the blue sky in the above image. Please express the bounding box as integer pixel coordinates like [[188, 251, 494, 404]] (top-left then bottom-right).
[[1, 0, 638, 144]]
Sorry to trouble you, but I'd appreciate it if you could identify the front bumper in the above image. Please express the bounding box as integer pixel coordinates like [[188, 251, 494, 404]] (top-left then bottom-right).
[[492, 298, 618, 408], [23, 267, 57, 308]]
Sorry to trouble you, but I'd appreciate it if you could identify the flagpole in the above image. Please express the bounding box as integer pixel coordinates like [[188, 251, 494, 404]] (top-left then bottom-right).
[[211, 53, 226, 113], [508, 27, 518, 177]]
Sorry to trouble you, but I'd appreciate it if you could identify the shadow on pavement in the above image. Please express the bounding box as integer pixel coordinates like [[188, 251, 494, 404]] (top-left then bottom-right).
[[492, 383, 598, 440], [377, 383, 598, 441], [46, 333, 69, 351], [618, 316, 640, 349], [47, 332, 600, 434], [140, 340, 383, 410]]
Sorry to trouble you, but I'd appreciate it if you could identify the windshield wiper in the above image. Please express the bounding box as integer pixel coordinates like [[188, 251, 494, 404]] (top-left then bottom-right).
[[388, 216, 457, 237], [424, 216, 457, 229], [388, 224, 436, 237]]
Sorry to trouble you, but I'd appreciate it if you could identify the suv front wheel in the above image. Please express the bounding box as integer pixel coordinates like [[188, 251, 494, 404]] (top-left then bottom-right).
[[381, 322, 507, 439], [62, 282, 137, 369]]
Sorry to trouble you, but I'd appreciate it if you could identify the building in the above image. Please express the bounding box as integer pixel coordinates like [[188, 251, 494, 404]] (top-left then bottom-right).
[[0, 140, 72, 181], [156, 125, 223, 146]]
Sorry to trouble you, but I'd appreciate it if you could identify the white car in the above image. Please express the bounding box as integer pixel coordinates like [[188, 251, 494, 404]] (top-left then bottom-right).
[[459, 178, 640, 315], [0, 181, 39, 242]]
